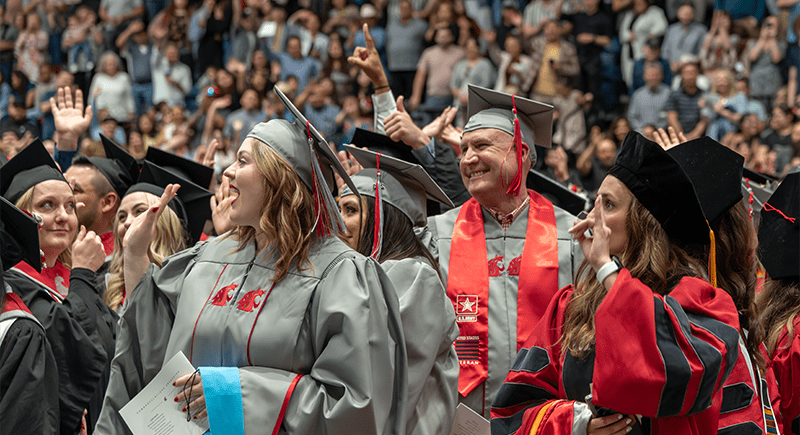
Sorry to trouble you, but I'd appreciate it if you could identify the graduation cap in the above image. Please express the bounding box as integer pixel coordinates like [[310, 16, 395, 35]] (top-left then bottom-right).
[[125, 161, 213, 245], [342, 146, 453, 259], [245, 86, 358, 238], [349, 128, 420, 165], [0, 139, 68, 203], [464, 85, 554, 149], [343, 145, 453, 224], [71, 134, 140, 198], [743, 167, 779, 185], [666, 137, 744, 224], [1, 195, 41, 272], [145, 147, 214, 190], [742, 178, 773, 214], [526, 169, 588, 215], [757, 167, 800, 281], [608, 132, 709, 245], [464, 85, 553, 197]]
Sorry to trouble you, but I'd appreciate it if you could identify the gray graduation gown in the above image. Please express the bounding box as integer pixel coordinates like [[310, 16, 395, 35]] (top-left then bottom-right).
[[381, 257, 459, 435], [418, 202, 583, 418], [95, 235, 408, 435]]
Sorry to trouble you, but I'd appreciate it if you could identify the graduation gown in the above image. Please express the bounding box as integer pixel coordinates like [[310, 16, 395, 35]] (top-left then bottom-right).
[[418, 196, 582, 417], [95, 234, 408, 435], [381, 257, 459, 435], [490, 269, 741, 435], [0, 289, 60, 434], [4, 264, 117, 435], [769, 316, 800, 435]]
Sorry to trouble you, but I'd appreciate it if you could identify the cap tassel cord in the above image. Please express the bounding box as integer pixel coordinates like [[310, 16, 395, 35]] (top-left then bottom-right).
[[370, 153, 384, 259], [763, 202, 797, 223], [506, 94, 523, 196], [745, 179, 754, 220], [306, 121, 345, 238], [708, 225, 717, 288]]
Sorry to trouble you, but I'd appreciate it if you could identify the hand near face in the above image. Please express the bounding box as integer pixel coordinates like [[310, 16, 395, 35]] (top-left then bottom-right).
[[569, 195, 612, 272], [210, 176, 234, 236], [123, 184, 180, 258], [71, 226, 106, 272]]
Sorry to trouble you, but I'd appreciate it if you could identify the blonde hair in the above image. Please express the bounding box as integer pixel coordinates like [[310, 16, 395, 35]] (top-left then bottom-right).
[[229, 139, 317, 282], [15, 185, 75, 269], [104, 194, 187, 311]]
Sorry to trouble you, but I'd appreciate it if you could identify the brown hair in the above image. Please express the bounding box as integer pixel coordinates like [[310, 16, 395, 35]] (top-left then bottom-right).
[[688, 200, 764, 368], [231, 139, 317, 282], [758, 278, 800, 355], [562, 195, 706, 357], [15, 185, 74, 269], [352, 195, 441, 279]]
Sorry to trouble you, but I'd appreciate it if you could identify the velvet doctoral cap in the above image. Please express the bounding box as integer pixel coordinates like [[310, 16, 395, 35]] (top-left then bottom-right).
[[1, 195, 41, 272], [667, 136, 744, 224], [349, 128, 420, 165], [758, 167, 800, 281], [72, 134, 140, 198], [342, 145, 453, 227], [463, 85, 554, 148], [0, 139, 68, 203], [125, 161, 213, 245], [145, 146, 214, 190], [607, 132, 709, 244]]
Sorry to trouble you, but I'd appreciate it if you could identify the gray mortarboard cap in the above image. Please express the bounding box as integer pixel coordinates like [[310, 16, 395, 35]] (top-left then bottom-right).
[[0, 139, 68, 203], [350, 128, 420, 165], [72, 134, 140, 198], [742, 179, 773, 213], [248, 86, 358, 197], [342, 145, 453, 226], [146, 147, 214, 190], [526, 169, 588, 215], [1, 195, 41, 272], [125, 161, 213, 245], [463, 85, 554, 148]]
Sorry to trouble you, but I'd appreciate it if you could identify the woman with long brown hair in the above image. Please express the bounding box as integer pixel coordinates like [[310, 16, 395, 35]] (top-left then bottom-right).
[[337, 144, 459, 435], [491, 132, 741, 435], [756, 168, 800, 435], [95, 88, 406, 435]]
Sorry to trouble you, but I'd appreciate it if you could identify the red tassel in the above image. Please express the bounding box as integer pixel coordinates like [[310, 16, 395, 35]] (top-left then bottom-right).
[[370, 153, 383, 259], [506, 95, 523, 196]]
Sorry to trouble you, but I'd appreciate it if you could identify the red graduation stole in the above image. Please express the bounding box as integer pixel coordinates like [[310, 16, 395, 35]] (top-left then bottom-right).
[[100, 231, 115, 256], [12, 261, 70, 303], [2, 292, 33, 315], [446, 189, 559, 397]]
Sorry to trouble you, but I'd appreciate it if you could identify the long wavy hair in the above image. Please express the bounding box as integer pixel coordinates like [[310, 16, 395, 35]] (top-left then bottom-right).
[[687, 200, 764, 368], [350, 195, 441, 279], [758, 279, 800, 355], [562, 195, 706, 357], [104, 194, 187, 311], [230, 140, 317, 282], [16, 185, 75, 269]]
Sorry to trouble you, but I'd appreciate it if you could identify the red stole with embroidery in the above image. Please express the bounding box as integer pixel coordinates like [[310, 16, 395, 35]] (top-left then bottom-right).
[[12, 261, 70, 303], [446, 189, 559, 397]]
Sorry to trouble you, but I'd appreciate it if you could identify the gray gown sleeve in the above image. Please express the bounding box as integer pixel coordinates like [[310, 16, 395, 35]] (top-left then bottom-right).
[[238, 255, 408, 435], [381, 258, 458, 435], [94, 243, 205, 435]]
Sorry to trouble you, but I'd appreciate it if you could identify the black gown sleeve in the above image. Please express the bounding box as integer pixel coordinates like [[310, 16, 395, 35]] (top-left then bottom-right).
[[0, 318, 60, 434], [5, 268, 114, 435]]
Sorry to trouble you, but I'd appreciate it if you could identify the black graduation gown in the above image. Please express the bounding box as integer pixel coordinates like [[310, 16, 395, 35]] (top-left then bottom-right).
[[5, 266, 117, 435]]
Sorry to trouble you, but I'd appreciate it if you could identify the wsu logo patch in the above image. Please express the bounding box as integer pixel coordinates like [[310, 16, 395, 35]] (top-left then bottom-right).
[[456, 295, 478, 322]]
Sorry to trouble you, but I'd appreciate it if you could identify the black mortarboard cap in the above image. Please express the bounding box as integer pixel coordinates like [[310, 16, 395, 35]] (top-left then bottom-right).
[[667, 137, 744, 224], [72, 134, 140, 198], [743, 167, 778, 185], [342, 145, 453, 226], [526, 169, 588, 215], [758, 168, 800, 281], [1, 196, 41, 272], [608, 132, 709, 244], [145, 147, 214, 190], [0, 139, 68, 203], [349, 128, 421, 165], [125, 161, 213, 245]]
